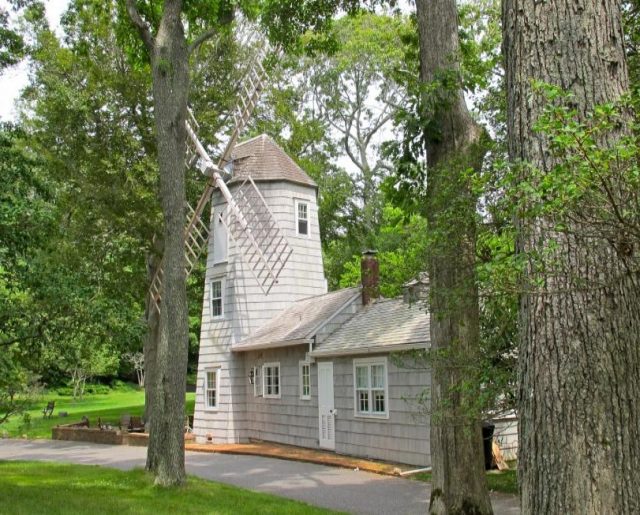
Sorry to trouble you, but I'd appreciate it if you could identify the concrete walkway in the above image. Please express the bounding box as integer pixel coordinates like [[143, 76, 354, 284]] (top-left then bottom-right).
[[0, 439, 520, 515]]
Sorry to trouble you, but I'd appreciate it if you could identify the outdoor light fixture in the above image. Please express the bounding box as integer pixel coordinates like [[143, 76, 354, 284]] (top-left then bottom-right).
[[249, 368, 255, 385]]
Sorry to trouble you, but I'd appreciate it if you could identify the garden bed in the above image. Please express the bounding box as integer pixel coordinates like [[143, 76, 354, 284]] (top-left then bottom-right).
[[52, 423, 194, 446]]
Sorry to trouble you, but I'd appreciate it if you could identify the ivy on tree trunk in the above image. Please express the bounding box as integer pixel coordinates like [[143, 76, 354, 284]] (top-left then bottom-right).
[[415, 0, 493, 513], [503, 0, 640, 512]]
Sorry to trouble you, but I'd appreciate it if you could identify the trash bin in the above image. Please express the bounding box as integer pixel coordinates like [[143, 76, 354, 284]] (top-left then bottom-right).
[[482, 422, 495, 470]]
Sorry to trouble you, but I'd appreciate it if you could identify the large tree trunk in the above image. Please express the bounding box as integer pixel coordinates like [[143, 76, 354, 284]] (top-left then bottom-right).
[[144, 2, 190, 487], [503, 0, 640, 512], [415, 1, 493, 514]]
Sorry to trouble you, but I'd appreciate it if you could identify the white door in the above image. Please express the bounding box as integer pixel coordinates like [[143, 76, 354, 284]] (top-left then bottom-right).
[[318, 361, 335, 450]]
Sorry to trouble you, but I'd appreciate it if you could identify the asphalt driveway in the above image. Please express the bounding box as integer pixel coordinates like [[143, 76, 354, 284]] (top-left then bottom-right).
[[0, 439, 519, 515]]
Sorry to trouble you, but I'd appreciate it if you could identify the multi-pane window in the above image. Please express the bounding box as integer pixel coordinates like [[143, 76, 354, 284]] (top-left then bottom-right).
[[354, 358, 388, 417], [205, 368, 219, 409], [296, 201, 309, 236], [211, 279, 224, 318], [300, 362, 311, 400], [263, 363, 280, 398]]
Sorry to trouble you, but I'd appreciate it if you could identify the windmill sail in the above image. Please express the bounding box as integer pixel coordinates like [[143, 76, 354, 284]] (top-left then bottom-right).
[[148, 43, 291, 313]]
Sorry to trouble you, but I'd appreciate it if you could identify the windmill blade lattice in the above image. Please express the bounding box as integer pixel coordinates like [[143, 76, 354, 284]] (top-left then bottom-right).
[[148, 43, 291, 314], [224, 176, 293, 294]]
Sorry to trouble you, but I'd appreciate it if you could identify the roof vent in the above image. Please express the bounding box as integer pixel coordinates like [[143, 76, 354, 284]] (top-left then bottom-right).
[[403, 273, 429, 305]]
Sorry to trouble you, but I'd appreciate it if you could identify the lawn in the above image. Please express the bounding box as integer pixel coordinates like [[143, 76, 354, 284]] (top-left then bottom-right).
[[2, 385, 195, 439], [0, 461, 337, 515]]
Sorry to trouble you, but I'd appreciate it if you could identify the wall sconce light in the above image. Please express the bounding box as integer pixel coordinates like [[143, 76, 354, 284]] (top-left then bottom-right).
[[249, 368, 255, 385]]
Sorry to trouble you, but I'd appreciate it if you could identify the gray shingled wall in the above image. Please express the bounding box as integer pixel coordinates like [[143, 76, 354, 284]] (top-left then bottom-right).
[[194, 179, 327, 444], [326, 354, 430, 466], [244, 346, 319, 448], [236, 346, 431, 467]]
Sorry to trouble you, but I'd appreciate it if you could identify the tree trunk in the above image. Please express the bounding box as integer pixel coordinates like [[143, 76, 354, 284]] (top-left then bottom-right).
[[503, 0, 640, 512], [143, 249, 160, 448], [415, 1, 493, 514], [144, 2, 190, 487]]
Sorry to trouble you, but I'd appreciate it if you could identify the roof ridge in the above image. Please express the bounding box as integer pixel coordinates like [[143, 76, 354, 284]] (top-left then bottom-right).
[[234, 133, 267, 149], [296, 286, 360, 303]]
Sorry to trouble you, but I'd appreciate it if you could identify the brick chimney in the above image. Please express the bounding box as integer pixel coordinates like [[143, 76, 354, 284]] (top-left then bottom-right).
[[361, 250, 380, 306]]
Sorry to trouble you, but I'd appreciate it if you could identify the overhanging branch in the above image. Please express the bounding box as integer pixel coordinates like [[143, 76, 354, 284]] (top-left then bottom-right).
[[126, 0, 154, 53]]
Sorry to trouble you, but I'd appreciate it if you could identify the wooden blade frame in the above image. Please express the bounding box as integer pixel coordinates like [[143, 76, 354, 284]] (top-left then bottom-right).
[[148, 43, 289, 314]]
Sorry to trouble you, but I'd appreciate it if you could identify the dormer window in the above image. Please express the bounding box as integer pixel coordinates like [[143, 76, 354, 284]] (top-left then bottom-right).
[[296, 200, 309, 236]]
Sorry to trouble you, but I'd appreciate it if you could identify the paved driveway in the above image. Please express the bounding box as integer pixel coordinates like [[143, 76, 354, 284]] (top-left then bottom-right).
[[0, 440, 519, 515]]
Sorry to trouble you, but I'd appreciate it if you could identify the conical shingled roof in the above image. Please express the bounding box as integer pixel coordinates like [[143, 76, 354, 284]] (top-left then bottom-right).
[[228, 134, 317, 188]]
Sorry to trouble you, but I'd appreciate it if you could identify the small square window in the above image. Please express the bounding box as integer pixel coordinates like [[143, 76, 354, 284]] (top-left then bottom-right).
[[296, 201, 309, 236], [211, 279, 224, 318]]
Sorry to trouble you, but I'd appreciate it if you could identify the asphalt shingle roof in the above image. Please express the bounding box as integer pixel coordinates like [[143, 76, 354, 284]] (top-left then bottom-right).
[[232, 287, 361, 351], [312, 297, 430, 356], [228, 134, 317, 188]]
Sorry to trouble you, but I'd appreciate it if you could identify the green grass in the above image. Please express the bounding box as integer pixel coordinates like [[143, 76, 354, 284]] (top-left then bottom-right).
[[0, 461, 337, 514], [2, 386, 195, 439], [412, 469, 518, 495]]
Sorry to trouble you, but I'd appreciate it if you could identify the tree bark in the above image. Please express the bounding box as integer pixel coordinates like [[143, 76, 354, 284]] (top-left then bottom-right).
[[143, 247, 160, 443], [148, 3, 190, 487], [128, 0, 190, 486], [415, 1, 493, 514], [503, 0, 640, 512]]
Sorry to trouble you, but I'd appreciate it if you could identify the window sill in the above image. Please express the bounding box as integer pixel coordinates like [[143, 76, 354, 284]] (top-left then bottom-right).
[[263, 395, 281, 400], [354, 412, 389, 420]]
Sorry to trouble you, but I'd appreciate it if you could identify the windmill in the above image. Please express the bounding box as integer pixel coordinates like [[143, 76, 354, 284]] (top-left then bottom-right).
[[147, 38, 292, 314]]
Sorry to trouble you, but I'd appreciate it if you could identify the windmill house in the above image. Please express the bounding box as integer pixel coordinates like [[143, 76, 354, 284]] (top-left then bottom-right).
[[193, 135, 433, 467]]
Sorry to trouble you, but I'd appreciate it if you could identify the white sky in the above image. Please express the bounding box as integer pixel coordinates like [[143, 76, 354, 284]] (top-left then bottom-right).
[[0, 0, 69, 121]]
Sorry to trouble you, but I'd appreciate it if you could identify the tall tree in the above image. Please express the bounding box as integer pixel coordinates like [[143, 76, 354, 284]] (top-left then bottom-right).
[[503, 0, 640, 512], [125, 0, 224, 486], [415, 0, 493, 513]]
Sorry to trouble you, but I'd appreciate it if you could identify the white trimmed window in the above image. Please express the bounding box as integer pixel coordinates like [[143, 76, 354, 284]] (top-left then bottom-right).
[[205, 368, 220, 410], [262, 362, 281, 398], [210, 278, 224, 319], [300, 362, 311, 400], [253, 366, 262, 397], [354, 357, 389, 418], [295, 200, 309, 236]]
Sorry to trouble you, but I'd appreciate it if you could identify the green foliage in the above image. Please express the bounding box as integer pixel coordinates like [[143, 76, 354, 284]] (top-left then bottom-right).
[[0, 6, 25, 70], [504, 83, 640, 276], [337, 204, 428, 296], [0, 462, 337, 514]]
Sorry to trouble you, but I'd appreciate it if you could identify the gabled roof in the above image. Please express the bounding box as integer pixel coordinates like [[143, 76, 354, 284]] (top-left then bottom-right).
[[310, 297, 430, 357], [232, 287, 361, 352], [228, 134, 317, 188]]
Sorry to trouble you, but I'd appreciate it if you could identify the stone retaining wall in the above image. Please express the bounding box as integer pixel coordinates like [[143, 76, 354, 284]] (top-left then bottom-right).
[[52, 424, 194, 447]]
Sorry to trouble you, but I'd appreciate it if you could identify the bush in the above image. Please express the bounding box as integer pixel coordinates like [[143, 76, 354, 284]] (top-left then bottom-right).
[[84, 384, 110, 395], [56, 386, 73, 397], [110, 379, 130, 391]]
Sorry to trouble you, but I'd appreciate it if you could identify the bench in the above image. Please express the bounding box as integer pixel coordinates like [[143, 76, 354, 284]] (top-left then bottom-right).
[[42, 401, 55, 418]]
